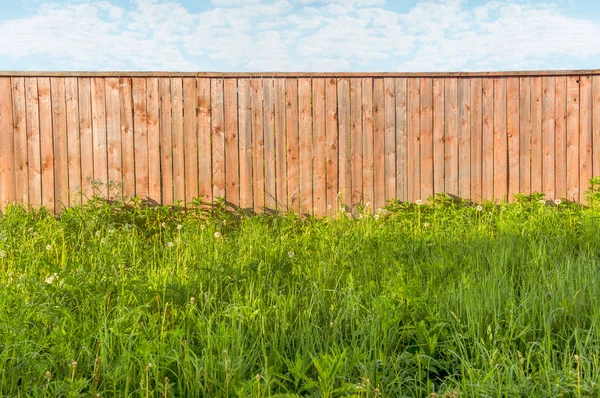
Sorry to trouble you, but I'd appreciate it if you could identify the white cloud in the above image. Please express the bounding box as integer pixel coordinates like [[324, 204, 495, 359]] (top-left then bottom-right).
[[0, 0, 598, 71]]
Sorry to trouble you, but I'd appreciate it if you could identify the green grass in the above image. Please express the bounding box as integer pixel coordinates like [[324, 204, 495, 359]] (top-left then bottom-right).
[[2, 192, 600, 397]]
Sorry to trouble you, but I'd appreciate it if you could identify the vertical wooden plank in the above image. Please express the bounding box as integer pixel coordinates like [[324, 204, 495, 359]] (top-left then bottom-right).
[[481, 78, 494, 201], [105, 77, 121, 201], [146, 78, 161, 203], [0, 78, 15, 210], [395, 78, 407, 202], [171, 77, 184, 203], [313, 78, 327, 216], [286, 78, 300, 213], [25, 77, 41, 207], [65, 78, 80, 206], [530, 77, 542, 193], [239, 78, 253, 211], [420, 77, 434, 200], [580, 76, 593, 200], [519, 77, 531, 195], [325, 78, 338, 215], [554, 77, 567, 200], [433, 78, 445, 196], [373, 78, 385, 209], [507, 77, 520, 200], [362, 78, 374, 209], [445, 78, 459, 198], [407, 78, 420, 203], [337, 77, 351, 211], [470, 78, 482, 201], [11, 77, 28, 205], [38, 78, 54, 212], [184, 77, 198, 204], [91, 77, 108, 198], [493, 77, 507, 202], [132, 78, 149, 200], [211, 78, 226, 200], [224, 78, 239, 208], [120, 78, 135, 200], [78, 78, 93, 203], [350, 78, 363, 210], [458, 78, 471, 199], [299, 78, 313, 215], [384, 78, 396, 203], [542, 76, 556, 200], [274, 78, 286, 210], [593, 75, 600, 180], [197, 78, 212, 204], [250, 78, 264, 212], [51, 78, 68, 212], [566, 76, 580, 202], [158, 78, 173, 204], [263, 78, 276, 211]]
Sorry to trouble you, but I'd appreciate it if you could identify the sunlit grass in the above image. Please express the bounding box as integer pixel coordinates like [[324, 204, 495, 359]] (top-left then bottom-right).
[[2, 188, 600, 397]]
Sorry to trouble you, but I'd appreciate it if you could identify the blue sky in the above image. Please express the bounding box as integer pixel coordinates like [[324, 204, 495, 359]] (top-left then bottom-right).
[[1, 0, 599, 72]]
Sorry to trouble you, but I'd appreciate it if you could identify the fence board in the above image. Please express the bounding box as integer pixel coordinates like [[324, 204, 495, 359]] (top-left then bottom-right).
[[65, 78, 80, 206], [395, 78, 407, 202], [25, 77, 41, 207], [239, 78, 253, 211], [313, 78, 327, 216], [493, 77, 507, 201], [11, 77, 28, 205], [211, 78, 226, 200], [566, 76, 580, 202], [325, 78, 338, 214], [555, 76, 567, 200], [507, 77, 520, 200], [250, 78, 264, 212], [519, 77, 531, 195], [91, 77, 108, 198], [38, 78, 54, 212], [105, 77, 121, 201], [79, 78, 93, 202], [433, 78, 445, 196], [458, 78, 471, 199], [274, 78, 286, 210], [132, 78, 149, 200], [470, 78, 482, 201], [171, 77, 184, 203], [51, 77, 68, 212], [120, 78, 135, 200], [593, 75, 600, 179], [531, 77, 542, 193], [420, 77, 433, 200], [580, 76, 593, 201], [146, 78, 161, 203], [0, 78, 15, 210], [263, 78, 276, 211], [542, 76, 556, 199], [350, 78, 362, 210], [384, 78, 396, 202], [224, 78, 239, 208], [407, 78, 420, 203], [286, 78, 300, 213], [481, 78, 494, 201], [184, 77, 198, 204], [337, 78, 351, 211], [362, 78, 374, 210], [445, 78, 459, 197], [373, 78, 385, 209], [158, 78, 173, 204], [198, 78, 212, 204], [299, 78, 313, 215]]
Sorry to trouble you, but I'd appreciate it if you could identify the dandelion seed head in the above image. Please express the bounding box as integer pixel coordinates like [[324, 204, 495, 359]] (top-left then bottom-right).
[[190, 297, 195, 304], [416, 199, 423, 205], [374, 214, 380, 220], [167, 241, 174, 248], [71, 360, 77, 368], [161, 222, 167, 228], [423, 222, 430, 229], [0, 250, 6, 258], [288, 250, 294, 258], [108, 229, 115, 234], [45, 273, 58, 284], [554, 199, 562, 205], [100, 238, 106, 244], [95, 231, 101, 237], [476, 205, 483, 211], [46, 244, 52, 251], [214, 232, 222, 239], [177, 224, 182, 230], [539, 199, 546, 204], [200, 224, 206, 230]]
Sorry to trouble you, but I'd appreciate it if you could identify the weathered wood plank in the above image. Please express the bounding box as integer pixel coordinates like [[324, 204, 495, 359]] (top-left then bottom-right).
[[337, 77, 351, 211], [493, 77, 507, 201], [519, 77, 531, 195], [470, 78, 482, 201], [238, 78, 253, 211], [119, 78, 135, 200], [325, 78, 339, 215], [420, 77, 433, 200], [554, 76, 567, 200], [274, 78, 286, 210], [313, 78, 327, 216], [0, 78, 15, 210], [171, 77, 184, 203], [407, 78, 420, 203], [593, 75, 600, 179], [197, 77, 212, 204], [433, 78, 445, 197], [211, 78, 226, 200], [507, 77, 520, 200], [362, 78, 374, 210], [184, 77, 198, 204], [11, 77, 28, 205], [25, 77, 42, 207], [91, 77, 108, 198], [105, 77, 122, 201], [481, 78, 494, 201], [458, 78, 471, 199], [65, 78, 80, 206], [78, 78, 94, 203], [530, 77, 542, 193], [384, 77, 396, 203], [395, 78, 407, 202], [263, 78, 276, 211], [146, 78, 161, 203], [250, 78, 264, 212], [580, 76, 593, 201], [373, 78, 385, 209], [541, 76, 556, 199], [445, 78, 459, 198], [38, 78, 54, 211], [224, 78, 239, 208], [566, 76, 580, 202], [299, 78, 313, 215], [158, 78, 173, 204], [132, 77, 149, 200], [286, 78, 300, 213], [350, 77, 363, 210]]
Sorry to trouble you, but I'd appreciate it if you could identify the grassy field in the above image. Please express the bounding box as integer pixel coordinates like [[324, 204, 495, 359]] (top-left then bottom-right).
[[2, 190, 600, 397]]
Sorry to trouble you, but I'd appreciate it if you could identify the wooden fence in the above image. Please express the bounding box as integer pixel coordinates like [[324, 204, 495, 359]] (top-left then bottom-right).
[[1, 71, 600, 215]]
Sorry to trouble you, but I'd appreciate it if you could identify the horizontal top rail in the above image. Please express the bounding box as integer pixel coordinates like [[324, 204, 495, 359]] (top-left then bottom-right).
[[1, 70, 599, 77]]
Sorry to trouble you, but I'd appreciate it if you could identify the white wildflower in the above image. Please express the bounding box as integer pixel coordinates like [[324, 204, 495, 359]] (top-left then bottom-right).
[[108, 229, 115, 234], [95, 231, 101, 237], [45, 273, 58, 284], [161, 222, 167, 228], [46, 244, 52, 251], [177, 224, 183, 230], [554, 199, 562, 205], [214, 232, 222, 239], [374, 214, 380, 220], [200, 224, 206, 230], [539, 199, 546, 204], [476, 205, 483, 212], [167, 241, 174, 248], [423, 222, 430, 229], [288, 250, 295, 259], [100, 238, 106, 244], [416, 199, 423, 205]]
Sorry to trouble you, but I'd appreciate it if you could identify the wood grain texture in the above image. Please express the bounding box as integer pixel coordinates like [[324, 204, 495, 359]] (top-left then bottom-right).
[[470, 78, 482, 201], [519, 77, 531, 195], [91, 77, 108, 197], [238, 78, 253, 211], [407, 78, 420, 202], [395, 78, 407, 202], [224, 78, 239, 208], [445, 78, 459, 197], [542, 76, 556, 199], [184, 77, 198, 204], [362, 78, 374, 210], [337, 77, 351, 211], [171, 77, 184, 203], [197, 78, 212, 204], [325, 78, 338, 214], [350, 77, 363, 210], [263, 78, 276, 211], [530, 77, 542, 193], [566, 76, 580, 202], [119, 77, 135, 200], [78, 78, 93, 203], [420, 77, 433, 200], [146, 78, 161, 203], [158, 78, 173, 204], [274, 78, 286, 210], [507, 77, 520, 200], [38, 77, 54, 212], [593, 75, 600, 179], [0, 78, 15, 210], [313, 78, 327, 216], [211, 78, 226, 200], [25, 77, 42, 207], [493, 77, 507, 201], [433, 78, 445, 196], [132, 77, 149, 200], [580, 76, 593, 201], [105, 77, 122, 201], [250, 78, 264, 212], [458, 78, 470, 199], [481, 78, 494, 201], [299, 78, 313, 214], [384, 78, 396, 203], [373, 78, 385, 209], [286, 78, 300, 213], [555, 76, 567, 200], [11, 77, 28, 205], [65, 78, 80, 206]]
